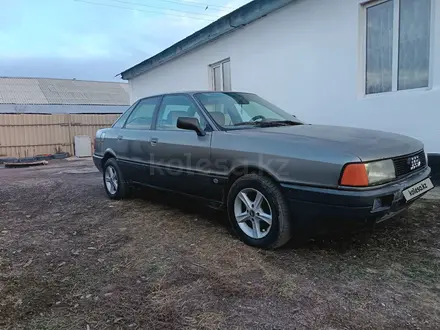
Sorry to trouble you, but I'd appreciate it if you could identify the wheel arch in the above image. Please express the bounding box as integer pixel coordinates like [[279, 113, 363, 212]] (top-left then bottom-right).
[[224, 165, 279, 202], [101, 149, 117, 168]]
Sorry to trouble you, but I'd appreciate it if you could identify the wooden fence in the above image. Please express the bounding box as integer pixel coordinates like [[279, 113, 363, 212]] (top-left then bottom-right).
[[0, 114, 119, 158]]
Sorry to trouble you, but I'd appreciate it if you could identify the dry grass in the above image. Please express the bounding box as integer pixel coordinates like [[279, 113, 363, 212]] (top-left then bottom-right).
[[0, 160, 439, 329]]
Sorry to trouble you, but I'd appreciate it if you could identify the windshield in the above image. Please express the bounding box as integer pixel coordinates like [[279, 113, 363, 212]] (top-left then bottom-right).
[[194, 92, 302, 128]]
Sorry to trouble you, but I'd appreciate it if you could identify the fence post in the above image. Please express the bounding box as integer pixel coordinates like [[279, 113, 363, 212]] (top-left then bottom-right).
[[67, 114, 74, 156]]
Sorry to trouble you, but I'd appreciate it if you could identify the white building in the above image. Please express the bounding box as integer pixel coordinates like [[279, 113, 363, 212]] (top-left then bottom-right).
[[121, 0, 439, 158]]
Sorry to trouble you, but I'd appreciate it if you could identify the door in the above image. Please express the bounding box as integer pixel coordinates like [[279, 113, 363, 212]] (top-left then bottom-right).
[[117, 96, 162, 183], [101, 102, 136, 161], [148, 94, 213, 197]]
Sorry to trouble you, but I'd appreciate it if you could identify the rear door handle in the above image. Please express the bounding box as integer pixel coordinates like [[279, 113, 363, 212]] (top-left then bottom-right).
[[117, 135, 123, 140], [150, 137, 158, 146]]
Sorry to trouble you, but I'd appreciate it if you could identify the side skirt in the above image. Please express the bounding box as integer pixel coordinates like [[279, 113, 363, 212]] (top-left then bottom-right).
[[131, 181, 225, 210]]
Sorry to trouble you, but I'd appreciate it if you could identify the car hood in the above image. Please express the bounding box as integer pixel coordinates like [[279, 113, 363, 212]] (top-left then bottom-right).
[[230, 124, 424, 162]]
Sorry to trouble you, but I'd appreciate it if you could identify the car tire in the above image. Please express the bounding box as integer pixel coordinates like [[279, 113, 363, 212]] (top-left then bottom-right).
[[227, 174, 292, 249], [103, 158, 129, 200]]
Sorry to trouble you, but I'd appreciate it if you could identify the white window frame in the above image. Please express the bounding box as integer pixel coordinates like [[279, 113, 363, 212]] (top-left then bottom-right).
[[209, 58, 231, 91], [359, 0, 435, 96]]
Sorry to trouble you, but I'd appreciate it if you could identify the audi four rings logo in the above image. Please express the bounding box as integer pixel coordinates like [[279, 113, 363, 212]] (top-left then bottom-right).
[[408, 155, 421, 170]]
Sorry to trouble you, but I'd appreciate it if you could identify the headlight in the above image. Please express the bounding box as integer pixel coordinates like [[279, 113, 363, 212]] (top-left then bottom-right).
[[365, 159, 396, 185], [341, 159, 395, 187]]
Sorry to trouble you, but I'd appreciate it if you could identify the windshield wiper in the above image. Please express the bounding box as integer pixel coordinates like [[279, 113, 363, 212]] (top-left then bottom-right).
[[233, 121, 260, 126], [254, 120, 302, 127], [233, 120, 301, 127]]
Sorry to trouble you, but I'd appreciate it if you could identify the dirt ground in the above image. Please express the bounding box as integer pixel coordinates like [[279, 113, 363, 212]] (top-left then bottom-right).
[[1, 159, 439, 330]]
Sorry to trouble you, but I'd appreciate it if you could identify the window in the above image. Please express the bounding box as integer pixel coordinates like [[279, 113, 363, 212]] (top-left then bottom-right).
[[398, 0, 431, 90], [364, 0, 431, 94], [203, 103, 234, 126], [195, 92, 301, 128], [210, 59, 231, 91], [155, 95, 206, 130], [112, 103, 135, 128], [125, 97, 160, 130]]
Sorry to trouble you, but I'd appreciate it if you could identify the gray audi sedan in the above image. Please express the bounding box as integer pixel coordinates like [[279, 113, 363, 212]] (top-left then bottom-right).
[[93, 91, 434, 249]]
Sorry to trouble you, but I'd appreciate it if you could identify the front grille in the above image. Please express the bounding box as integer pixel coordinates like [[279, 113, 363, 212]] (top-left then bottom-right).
[[393, 150, 426, 178]]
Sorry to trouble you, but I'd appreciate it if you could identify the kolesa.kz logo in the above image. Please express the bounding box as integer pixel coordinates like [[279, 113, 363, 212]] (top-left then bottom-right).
[[408, 182, 429, 196]]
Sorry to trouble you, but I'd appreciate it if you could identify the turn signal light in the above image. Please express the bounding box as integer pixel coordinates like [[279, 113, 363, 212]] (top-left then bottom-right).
[[340, 164, 369, 187]]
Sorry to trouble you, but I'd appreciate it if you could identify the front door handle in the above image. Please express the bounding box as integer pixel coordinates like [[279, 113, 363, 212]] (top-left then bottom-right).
[[150, 137, 158, 146], [117, 135, 123, 140]]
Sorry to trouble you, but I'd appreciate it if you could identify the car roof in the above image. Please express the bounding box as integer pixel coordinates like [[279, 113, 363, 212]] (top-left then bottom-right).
[[137, 91, 252, 101]]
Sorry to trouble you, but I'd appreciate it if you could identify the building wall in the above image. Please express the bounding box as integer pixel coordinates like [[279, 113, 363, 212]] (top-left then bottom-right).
[[129, 0, 440, 153], [0, 114, 119, 158]]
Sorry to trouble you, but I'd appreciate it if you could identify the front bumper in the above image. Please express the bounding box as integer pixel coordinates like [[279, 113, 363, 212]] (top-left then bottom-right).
[[281, 166, 432, 226]]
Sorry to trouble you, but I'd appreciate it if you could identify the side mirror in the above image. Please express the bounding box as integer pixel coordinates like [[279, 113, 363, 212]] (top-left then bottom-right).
[[177, 117, 206, 136]]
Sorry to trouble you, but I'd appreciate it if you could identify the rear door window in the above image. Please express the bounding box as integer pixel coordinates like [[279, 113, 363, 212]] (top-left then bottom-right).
[[124, 97, 161, 130], [112, 102, 136, 128]]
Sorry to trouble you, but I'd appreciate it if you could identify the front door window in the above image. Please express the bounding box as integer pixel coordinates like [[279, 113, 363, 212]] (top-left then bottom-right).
[[155, 95, 206, 130]]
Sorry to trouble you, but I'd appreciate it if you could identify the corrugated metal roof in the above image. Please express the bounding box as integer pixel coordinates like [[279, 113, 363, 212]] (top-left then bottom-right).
[[0, 104, 127, 114], [0, 77, 129, 105]]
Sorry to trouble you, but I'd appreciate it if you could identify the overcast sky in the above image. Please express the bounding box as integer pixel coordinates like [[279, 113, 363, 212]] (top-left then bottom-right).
[[0, 0, 250, 82]]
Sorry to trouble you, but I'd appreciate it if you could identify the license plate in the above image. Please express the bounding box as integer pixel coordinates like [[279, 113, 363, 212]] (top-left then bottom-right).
[[402, 178, 434, 201]]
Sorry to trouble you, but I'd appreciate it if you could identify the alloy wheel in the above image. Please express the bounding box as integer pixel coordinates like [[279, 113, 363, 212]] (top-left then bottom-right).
[[234, 188, 272, 239], [105, 165, 118, 195]]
